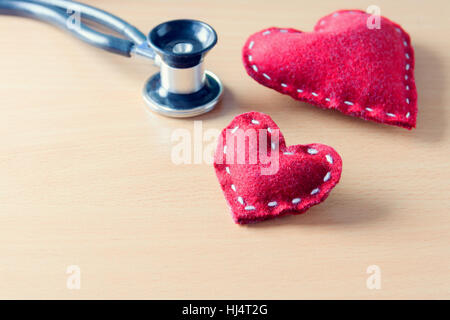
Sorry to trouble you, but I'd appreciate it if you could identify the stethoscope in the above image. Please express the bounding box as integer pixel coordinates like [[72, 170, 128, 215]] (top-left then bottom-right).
[[0, 0, 223, 117]]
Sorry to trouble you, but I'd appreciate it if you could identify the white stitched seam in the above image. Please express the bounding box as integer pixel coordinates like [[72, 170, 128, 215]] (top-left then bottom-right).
[[223, 146, 334, 213], [247, 27, 413, 121]]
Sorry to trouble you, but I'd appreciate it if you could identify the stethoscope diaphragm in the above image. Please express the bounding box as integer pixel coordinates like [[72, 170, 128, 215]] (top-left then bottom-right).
[[0, 0, 223, 117]]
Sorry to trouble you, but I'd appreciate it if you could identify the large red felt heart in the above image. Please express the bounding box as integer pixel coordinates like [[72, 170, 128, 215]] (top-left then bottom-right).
[[242, 10, 417, 129], [214, 112, 342, 224]]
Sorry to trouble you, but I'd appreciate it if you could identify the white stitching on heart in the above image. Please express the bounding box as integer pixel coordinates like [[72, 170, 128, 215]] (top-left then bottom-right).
[[246, 11, 414, 124], [223, 118, 334, 213]]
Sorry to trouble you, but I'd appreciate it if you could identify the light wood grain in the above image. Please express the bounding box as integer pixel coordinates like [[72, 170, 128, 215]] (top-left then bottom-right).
[[0, 0, 449, 299]]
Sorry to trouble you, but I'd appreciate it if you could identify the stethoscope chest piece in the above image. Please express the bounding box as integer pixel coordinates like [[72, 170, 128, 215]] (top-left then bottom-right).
[[143, 19, 223, 118], [0, 1, 223, 118]]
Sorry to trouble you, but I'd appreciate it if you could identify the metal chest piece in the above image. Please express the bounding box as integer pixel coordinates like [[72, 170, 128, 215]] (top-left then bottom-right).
[[143, 20, 223, 118]]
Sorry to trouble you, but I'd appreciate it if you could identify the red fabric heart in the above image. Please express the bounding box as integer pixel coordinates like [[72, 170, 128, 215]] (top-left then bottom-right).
[[242, 10, 417, 129], [214, 112, 342, 224]]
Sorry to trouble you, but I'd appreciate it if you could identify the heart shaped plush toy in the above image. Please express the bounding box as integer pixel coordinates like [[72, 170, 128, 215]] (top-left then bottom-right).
[[214, 112, 342, 224], [243, 10, 417, 129]]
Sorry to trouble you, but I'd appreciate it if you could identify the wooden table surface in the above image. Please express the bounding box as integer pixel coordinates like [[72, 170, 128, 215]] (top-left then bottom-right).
[[0, 0, 449, 299]]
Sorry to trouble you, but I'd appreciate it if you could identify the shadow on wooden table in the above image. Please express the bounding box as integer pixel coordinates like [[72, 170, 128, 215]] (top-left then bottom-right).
[[195, 86, 240, 121], [254, 43, 447, 143], [412, 44, 447, 142], [245, 190, 391, 228]]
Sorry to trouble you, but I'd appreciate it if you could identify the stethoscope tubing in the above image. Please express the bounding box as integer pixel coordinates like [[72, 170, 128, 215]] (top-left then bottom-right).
[[0, 0, 150, 57], [0, 0, 223, 117]]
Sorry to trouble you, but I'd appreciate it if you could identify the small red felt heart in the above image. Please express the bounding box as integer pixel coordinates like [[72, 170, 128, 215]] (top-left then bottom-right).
[[214, 112, 342, 224], [242, 10, 417, 129]]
